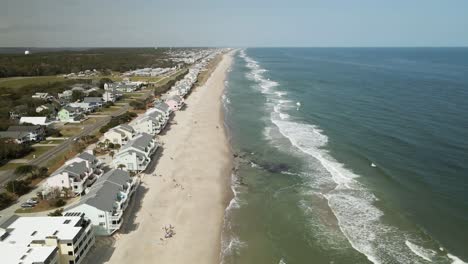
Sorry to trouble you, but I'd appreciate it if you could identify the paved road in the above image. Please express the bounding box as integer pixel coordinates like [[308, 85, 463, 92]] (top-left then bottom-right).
[[0, 71, 177, 190]]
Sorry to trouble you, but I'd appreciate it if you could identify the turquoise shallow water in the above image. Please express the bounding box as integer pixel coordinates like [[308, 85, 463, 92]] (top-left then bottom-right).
[[221, 48, 468, 264]]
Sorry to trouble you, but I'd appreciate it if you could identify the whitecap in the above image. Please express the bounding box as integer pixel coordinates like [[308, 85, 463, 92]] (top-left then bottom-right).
[[405, 240, 436, 262], [448, 254, 468, 264]]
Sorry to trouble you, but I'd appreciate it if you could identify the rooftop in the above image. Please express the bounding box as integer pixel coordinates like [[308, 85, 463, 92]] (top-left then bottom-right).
[[68, 169, 132, 212]]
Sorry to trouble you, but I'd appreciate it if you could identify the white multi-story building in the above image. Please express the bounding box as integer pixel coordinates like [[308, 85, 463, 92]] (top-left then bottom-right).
[[112, 133, 158, 172], [65, 170, 139, 236], [153, 102, 172, 120], [43, 152, 103, 196], [130, 113, 162, 136], [103, 124, 136, 145], [0, 213, 95, 264]]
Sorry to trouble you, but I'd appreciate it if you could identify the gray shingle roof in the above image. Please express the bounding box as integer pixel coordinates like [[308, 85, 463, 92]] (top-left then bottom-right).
[[54, 161, 88, 177], [69, 169, 132, 212], [77, 152, 98, 163], [118, 124, 134, 133], [154, 102, 170, 112], [0, 131, 30, 140], [7, 125, 42, 132], [121, 133, 153, 152]]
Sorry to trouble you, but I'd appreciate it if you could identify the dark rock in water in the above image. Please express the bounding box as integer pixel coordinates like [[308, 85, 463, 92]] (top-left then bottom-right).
[[261, 162, 291, 173]]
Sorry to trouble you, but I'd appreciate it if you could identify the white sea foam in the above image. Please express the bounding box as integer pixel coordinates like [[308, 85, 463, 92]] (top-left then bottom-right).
[[448, 254, 468, 264], [238, 49, 465, 264], [221, 235, 247, 260], [220, 173, 246, 264], [405, 240, 436, 262]]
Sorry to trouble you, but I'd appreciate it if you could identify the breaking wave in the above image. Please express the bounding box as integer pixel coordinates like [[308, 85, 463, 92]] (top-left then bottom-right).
[[238, 49, 466, 264]]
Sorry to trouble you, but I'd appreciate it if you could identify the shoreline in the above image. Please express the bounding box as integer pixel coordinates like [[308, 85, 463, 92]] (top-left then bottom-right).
[[89, 51, 234, 264]]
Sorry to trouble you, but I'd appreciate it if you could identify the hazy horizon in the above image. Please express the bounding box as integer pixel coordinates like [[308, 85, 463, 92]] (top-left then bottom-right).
[[1, 0, 468, 47]]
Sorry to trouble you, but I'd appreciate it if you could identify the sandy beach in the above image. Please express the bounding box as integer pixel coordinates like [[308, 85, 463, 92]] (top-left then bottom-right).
[[91, 52, 234, 264]]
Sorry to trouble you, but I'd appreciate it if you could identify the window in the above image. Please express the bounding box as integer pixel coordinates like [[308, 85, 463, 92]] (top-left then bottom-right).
[[69, 261, 75, 264], [67, 243, 72, 246], [68, 251, 73, 256], [99, 222, 105, 226], [98, 214, 104, 218]]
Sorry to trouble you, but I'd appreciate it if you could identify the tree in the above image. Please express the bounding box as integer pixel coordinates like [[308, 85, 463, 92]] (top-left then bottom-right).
[[71, 90, 84, 102], [14, 165, 37, 177], [0, 193, 15, 210], [48, 208, 64, 216], [130, 100, 145, 110], [55, 198, 66, 207], [6, 180, 31, 195], [34, 167, 49, 178], [99, 77, 113, 88], [117, 164, 126, 170]]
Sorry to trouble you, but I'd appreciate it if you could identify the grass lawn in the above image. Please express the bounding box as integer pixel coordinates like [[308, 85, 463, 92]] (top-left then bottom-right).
[[22, 146, 55, 160], [0, 76, 67, 89], [81, 117, 100, 125], [128, 76, 163, 82], [60, 125, 83, 137], [37, 139, 64, 145], [0, 162, 21, 171]]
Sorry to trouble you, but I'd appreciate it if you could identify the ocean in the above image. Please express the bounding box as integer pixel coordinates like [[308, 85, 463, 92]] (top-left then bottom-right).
[[220, 48, 468, 264]]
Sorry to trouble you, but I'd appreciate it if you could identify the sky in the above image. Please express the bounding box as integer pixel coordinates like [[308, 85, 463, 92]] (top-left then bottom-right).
[[1, 0, 468, 47]]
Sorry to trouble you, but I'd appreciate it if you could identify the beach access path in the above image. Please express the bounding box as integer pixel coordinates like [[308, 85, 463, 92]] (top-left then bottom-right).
[[85, 51, 234, 264]]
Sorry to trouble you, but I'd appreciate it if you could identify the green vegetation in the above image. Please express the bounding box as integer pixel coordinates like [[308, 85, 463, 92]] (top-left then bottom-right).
[[13, 164, 48, 179], [99, 111, 137, 133], [54, 198, 66, 207], [48, 208, 64, 216], [130, 100, 146, 110], [0, 139, 33, 164], [154, 69, 189, 96], [6, 179, 32, 195], [0, 48, 178, 78], [0, 76, 66, 89], [0, 193, 15, 210], [0, 78, 89, 123]]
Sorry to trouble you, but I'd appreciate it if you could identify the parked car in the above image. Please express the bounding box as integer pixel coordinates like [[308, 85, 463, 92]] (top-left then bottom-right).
[[26, 198, 39, 205], [21, 203, 34, 208]]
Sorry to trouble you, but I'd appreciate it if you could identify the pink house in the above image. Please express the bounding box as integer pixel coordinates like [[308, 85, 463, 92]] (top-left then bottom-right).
[[165, 95, 184, 111]]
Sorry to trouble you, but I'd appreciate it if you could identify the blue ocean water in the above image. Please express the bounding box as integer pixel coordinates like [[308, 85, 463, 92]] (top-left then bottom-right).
[[221, 48, 468, 264]]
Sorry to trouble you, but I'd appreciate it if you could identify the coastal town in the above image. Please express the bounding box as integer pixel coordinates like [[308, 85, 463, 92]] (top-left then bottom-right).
[[0, 48, 231, 264]]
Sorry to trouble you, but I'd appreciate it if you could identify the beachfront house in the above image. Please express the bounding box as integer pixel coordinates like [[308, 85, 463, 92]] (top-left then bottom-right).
[[43, 156, 99, 196], [112, 132, 158, 172], [153, 102, 172, 120], [0, 213, 95, 264], [103, 124, 136, 145], [58, 106, 85, 123], [130, 113, 163, 136], [65, 169, 139, 236], [165, 95, 185, 111]]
